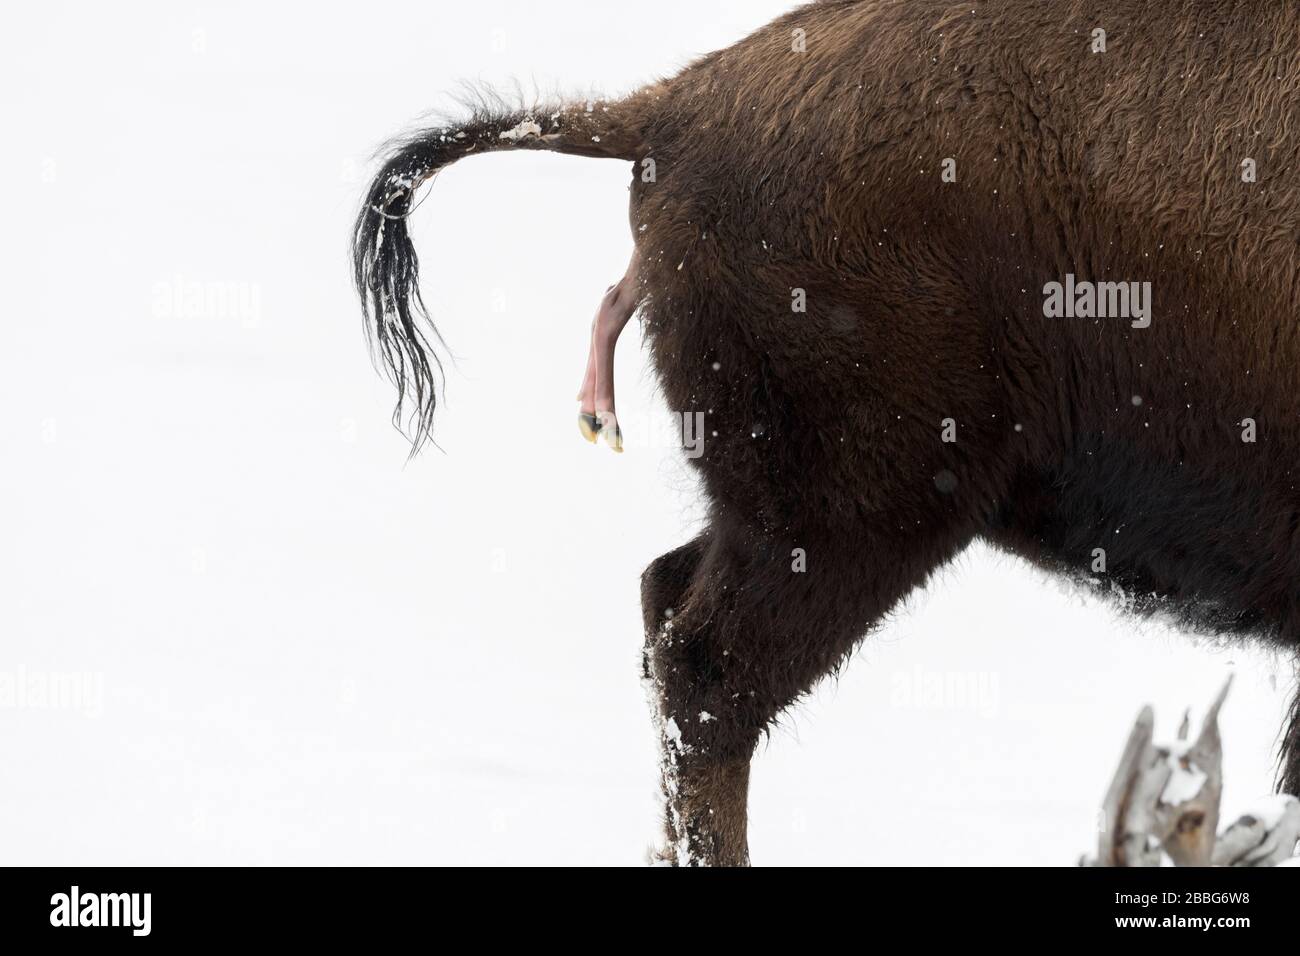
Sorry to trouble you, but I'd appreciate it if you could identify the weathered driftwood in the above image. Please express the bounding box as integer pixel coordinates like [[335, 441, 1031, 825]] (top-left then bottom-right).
[[1088, 676, 1300, 867], [1212, 796, 1300, 867]]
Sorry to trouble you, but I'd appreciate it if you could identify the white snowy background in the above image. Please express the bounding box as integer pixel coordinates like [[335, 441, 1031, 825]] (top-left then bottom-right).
[[0, 0, 1290, 865]]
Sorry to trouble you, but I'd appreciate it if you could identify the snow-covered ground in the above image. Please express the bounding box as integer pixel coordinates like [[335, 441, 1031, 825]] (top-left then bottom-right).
[[0, 1, 1290, 865]]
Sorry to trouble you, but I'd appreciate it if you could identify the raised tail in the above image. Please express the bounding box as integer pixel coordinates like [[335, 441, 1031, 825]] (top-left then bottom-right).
[[351, 95, 649, 452]]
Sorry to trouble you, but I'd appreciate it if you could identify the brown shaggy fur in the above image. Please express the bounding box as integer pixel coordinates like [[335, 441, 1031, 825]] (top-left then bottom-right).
[[353, 0, 1300, 864]]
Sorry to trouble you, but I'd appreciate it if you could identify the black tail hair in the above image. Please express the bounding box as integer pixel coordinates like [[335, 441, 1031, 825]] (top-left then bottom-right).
[[352, 96, 646, 454]]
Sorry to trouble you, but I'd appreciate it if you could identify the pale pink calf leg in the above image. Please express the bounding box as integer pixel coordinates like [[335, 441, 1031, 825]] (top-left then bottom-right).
[[577, 257, 640, 451]]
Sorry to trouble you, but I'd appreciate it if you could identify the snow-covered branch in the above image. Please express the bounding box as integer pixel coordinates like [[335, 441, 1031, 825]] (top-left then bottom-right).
[[1086, 677, 1300, 867]]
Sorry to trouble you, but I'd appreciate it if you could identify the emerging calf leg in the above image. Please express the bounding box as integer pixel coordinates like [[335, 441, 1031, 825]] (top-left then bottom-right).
[[577, 256, 640, 451]]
